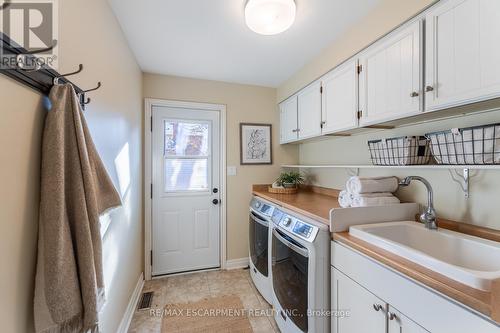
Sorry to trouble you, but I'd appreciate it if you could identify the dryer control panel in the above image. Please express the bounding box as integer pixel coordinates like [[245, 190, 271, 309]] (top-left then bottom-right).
[[278, 214, 319, 242]]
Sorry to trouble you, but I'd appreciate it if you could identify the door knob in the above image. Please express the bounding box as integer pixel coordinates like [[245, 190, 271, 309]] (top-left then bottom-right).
[[373, 303, 383, 312], [425, 85, 434, 92], [410, 91, 419, 97], [212, 188, 218, 194], [212, 199, 219, 205]]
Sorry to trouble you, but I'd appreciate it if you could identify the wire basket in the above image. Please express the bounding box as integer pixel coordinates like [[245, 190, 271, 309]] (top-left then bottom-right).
[[425, 123, 500, 165], [368, 136, 431, 166]]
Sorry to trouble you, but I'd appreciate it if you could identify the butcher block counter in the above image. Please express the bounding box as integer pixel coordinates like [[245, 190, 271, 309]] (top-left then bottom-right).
[[252, 184, 340, 225]]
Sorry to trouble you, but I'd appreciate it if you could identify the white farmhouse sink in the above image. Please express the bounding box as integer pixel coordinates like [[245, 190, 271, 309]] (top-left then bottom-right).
[[349, 221, 500, 291]]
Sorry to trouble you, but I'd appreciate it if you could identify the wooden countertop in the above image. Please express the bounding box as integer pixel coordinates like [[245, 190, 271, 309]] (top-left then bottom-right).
[[252, 184, 340, 225], [333, 230, 500, 323]]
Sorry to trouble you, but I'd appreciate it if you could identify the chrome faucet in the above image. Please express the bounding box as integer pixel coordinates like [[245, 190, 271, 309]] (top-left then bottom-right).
[[399, 176, 438, 230]]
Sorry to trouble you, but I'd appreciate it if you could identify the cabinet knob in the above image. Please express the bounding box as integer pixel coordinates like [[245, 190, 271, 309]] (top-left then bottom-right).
[[410, 91, 419, 97], [373, 303, 383, 312], [425, 85, 434, 92], [387, 311, 397, 321]]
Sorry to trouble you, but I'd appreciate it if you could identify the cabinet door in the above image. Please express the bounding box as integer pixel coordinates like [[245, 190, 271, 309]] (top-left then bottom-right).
[[425, 0, 500, 111], [359, 20, 423, 126], [388, 306, 430, 333], [279, 95, 298, 144], [332, 268, 387, 333], [297, 81, 322, 140], [321, 60, 358, 134]]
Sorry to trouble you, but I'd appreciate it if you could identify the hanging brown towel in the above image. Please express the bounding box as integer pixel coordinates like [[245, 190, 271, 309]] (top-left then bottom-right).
[[34, 84, 122, 333]]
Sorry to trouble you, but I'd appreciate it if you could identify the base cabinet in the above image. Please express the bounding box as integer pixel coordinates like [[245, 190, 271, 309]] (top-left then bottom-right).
[[331, 241, 500, 333], [332, 267, 428, 333], [388, 306, 430, 333], [332, 267, 387, 333]]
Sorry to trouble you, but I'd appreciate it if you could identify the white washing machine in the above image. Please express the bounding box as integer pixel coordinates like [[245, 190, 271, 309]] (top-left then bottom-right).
[[271, 206, 330, 333], [249, 196, 278, 304]]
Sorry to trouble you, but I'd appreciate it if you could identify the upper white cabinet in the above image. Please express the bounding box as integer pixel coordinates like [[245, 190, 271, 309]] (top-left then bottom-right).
[[279, 0, 500, 144], [321, 59, 359, 134], [359, 20, 423, 126], [297, 81, 322, 140], [279, 95, 298, 144], [425, 0, 500, 111]]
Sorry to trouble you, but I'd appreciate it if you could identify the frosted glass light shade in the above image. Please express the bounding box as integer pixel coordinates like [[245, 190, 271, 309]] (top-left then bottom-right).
[[245, 0, 296, 35]]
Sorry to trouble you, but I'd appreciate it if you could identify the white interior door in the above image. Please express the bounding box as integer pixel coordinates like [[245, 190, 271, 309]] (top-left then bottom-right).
[[152, 105, 220, 276]]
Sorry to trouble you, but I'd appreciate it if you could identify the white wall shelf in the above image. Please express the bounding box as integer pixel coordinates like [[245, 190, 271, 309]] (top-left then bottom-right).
[[282, 164, 500, 198], [282, 164, 500, 170]]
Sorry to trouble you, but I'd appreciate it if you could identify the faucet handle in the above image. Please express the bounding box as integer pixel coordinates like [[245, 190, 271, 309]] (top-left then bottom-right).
[[420, 209, 438, 230]]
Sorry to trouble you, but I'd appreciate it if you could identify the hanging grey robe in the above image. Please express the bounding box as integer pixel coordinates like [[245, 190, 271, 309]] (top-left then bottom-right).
[[34, 84, 122, 333]]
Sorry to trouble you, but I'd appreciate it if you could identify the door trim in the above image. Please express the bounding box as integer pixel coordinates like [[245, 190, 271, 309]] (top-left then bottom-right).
[[144, 98, 227, 280]]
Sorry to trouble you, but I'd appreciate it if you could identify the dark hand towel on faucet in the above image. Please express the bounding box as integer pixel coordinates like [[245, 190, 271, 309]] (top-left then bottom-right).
[[34, 84, 122, 333]]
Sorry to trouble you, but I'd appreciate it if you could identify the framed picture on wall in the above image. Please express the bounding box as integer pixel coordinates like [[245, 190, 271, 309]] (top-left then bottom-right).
[[240, 123, 273, 165]]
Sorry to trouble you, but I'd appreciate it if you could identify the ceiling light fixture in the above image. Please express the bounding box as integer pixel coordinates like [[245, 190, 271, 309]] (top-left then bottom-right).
[[245, 0, 296, 35]]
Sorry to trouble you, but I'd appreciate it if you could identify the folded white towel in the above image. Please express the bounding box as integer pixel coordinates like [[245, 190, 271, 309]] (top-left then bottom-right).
[[355, 192, 394, 198], [351, 195, 400, 207], [346, 176, 399, 194], [338, 190, 352, 208]]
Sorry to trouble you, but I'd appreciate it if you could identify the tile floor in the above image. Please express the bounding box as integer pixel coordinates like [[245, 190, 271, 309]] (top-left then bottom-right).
[[128, 269, 279, 332]]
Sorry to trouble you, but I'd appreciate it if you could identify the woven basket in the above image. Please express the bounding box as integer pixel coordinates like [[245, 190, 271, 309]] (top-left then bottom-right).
[[268, 186, 298, 194]]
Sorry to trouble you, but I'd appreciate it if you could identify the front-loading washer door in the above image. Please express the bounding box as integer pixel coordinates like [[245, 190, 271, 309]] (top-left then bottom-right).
[[249, 210, 269, 277], [272, 228, 309, 332]]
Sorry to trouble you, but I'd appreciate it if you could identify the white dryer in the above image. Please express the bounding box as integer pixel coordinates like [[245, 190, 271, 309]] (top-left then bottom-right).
[[271, 206, 330, 333]]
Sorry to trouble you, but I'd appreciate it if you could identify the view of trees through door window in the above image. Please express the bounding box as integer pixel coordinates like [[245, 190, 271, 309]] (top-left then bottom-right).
[[163, 120, 210, 192]]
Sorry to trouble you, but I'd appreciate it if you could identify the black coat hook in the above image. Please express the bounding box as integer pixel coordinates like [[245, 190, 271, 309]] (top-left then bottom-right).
[[53, 64, 83, 84], [0, 1, 11, 10], [82, 81, 101, 93], [77, 93, 90, 105]]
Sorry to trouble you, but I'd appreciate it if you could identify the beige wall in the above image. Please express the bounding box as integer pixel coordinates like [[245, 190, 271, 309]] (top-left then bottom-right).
[[278, 0, 500, 230], [143, 73, 299, 260], [299, 109, 500, 230], [277, 0, 436, 102], [0, 0, 143, 332]]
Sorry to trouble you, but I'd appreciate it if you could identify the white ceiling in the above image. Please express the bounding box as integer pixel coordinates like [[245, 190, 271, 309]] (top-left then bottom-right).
[[108, 0, 380, 87]]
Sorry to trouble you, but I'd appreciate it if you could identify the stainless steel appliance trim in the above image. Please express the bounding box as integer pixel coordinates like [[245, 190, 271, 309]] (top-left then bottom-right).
[[273, 228, 309, 258], [250, 210, 269, 227]]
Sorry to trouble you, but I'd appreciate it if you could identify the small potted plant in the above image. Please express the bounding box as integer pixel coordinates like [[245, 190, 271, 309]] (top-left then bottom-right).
[[275, 171, 304, 189]]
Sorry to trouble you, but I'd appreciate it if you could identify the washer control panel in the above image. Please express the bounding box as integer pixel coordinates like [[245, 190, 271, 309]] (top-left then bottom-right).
[[278, 214, 319, 242], [250, 198, 275, 217]]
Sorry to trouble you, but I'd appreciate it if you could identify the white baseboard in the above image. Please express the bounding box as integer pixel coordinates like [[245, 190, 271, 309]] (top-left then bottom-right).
[[117, 272, 144, 333], [225, 257, 249, 270]]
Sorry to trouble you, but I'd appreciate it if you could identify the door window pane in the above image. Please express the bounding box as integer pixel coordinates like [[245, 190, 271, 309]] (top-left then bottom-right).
[[164, 121, 209, 157], [164, 158, 208, 192]]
